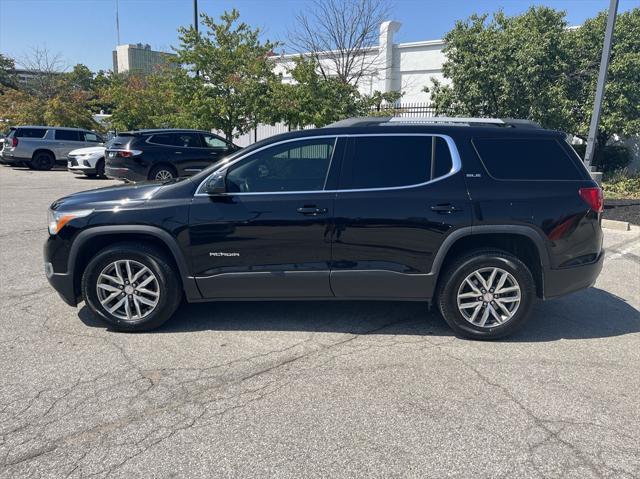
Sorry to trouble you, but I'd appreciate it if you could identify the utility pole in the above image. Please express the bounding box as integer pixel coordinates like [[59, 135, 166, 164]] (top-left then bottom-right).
[[584, 0, 619, 171], [194, 0, 199, 78]]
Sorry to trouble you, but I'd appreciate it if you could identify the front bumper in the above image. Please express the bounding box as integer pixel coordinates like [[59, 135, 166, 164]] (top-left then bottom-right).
[[68, 166, 97, 175], [544, 250, 605, 299], [44, 235, 79, 306], [46, 267, 78, 306]]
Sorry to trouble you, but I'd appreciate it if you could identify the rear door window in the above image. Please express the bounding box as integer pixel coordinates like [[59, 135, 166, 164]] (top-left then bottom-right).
[[16, 128, 47, 139], [340, 135, 453, 190], [201, 134, 228, 149], [472, 137, 584, 180], [54, 130, 82, 141], [174, 132, 201, 148], [147, 133, 177, 146]]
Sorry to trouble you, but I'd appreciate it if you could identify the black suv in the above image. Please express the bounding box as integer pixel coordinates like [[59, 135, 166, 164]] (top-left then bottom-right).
[[45, 117, 604, 339], [105, 129, 240, 181]]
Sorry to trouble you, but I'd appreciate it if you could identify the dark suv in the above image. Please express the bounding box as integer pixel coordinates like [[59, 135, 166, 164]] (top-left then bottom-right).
[[105, 129, 240, 181], [45, 117, 604, 339]]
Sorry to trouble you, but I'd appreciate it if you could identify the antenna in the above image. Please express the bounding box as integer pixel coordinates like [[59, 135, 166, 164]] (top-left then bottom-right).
[[115, 0, 121, 45]]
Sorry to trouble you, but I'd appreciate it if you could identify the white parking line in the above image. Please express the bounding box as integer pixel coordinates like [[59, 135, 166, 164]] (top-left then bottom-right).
[[607, 237, 640, 261]]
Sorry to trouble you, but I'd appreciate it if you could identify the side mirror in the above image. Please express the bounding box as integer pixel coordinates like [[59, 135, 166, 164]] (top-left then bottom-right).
[[204, 169, 227, 195]]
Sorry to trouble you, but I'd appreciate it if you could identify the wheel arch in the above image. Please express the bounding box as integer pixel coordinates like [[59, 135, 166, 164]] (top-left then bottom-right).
[[31, 148, 56, 160], [431, 225, 549, 299], [69, 226, 199, 302]]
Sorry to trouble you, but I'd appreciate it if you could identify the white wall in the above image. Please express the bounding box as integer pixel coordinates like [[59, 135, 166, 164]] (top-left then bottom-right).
[[273, 21, 447, 102]]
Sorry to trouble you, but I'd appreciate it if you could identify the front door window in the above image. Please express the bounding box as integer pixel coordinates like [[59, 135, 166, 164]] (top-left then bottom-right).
[[225, 138, 336, 193]]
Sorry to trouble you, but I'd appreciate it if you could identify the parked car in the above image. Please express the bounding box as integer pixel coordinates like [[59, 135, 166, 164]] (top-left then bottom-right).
[[67, 145, 107, 178], [44, 117, 604, 339], [104, 129, 240, 181], [1, 126, 105, 170]]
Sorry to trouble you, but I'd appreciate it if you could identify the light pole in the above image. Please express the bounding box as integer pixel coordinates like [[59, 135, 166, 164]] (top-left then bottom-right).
[[194, 0, 199, 78], [584, 0, 619, 174]]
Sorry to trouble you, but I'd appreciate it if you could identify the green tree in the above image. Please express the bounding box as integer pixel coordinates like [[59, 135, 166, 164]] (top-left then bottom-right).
[[43, 91, 99, 130], [266, 56, 366, 129], [174, 9, 278, 140], [564, 8, 640, 146], [426, 7, 571, 129], [0, 54, 18, 93], [99, 69, 189, 131], [426, 7, 640, 162], [0, 88, 46, 126]]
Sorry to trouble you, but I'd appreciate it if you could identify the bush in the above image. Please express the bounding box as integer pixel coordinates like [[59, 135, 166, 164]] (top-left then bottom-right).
[[602, 169, 640, 199], [570, 143, 631, 173]]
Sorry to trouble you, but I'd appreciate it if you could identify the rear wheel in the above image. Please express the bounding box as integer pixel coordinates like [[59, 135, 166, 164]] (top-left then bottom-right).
[[31, 151, 55, 170], [148, 165, 176, 181], [437, 249, 535, 340], [81, 242, 182, 332]]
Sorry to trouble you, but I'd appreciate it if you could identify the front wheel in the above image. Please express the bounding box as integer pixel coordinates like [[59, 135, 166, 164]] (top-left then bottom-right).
[[437, 249, 536, 340], [81, 242, 182, 332]]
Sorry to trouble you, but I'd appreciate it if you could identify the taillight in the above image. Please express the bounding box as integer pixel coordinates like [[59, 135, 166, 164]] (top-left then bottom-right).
[[112, 149, 141, 158], [578, 187, 604, 213], [11, 137, 18, 147]]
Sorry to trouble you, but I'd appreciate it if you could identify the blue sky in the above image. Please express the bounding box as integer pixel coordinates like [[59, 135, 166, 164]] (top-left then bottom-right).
[[0, 0, 636, 72]]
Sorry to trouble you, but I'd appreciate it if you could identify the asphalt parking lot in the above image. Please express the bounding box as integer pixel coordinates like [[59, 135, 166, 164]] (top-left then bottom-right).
[[1, 164, 639, 479]]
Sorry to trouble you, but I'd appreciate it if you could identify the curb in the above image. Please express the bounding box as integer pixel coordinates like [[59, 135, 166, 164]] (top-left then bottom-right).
[[602, 218, 630, 231]]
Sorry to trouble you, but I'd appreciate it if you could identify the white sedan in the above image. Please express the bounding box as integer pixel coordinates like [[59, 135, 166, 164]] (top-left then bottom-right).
[[67, 146, 106, 178]]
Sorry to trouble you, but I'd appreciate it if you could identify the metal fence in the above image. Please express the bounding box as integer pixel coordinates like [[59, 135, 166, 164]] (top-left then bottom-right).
[[370, 102, 443, 117], [224, 103, 445, 147]]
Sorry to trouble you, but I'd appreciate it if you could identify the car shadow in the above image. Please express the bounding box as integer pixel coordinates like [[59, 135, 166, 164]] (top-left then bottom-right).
[[77, 287, 640, 342]]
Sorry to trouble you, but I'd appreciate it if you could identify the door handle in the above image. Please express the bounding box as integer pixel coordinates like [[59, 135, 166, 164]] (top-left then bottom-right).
[[174, 151, 182, 154], [430, 204, 462, 213], [297, 206, 328, 216]]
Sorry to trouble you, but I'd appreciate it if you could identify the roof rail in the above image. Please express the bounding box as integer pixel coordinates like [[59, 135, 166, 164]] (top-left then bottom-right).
[[324, 116, 542, 129], [388, 116, 541, 128], [325, 117, 391, 128]]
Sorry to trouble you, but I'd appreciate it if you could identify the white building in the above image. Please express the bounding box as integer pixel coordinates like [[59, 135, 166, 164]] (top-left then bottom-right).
[[273, 21, 448, 102], [112, 43, 177, 75]]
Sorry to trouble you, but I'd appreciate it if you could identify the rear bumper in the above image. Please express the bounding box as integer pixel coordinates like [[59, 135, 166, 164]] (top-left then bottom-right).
[[1, 152, 29, 163], [105, 166, 147, 182], [543, 250, 604, 299]]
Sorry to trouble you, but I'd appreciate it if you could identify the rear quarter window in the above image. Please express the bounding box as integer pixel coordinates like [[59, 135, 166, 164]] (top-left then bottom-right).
[[15, 128, 47, 139], [472, 137, 585, 181]]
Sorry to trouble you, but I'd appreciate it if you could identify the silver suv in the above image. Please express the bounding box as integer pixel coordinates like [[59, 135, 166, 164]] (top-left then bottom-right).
[[1, 126, 104, 170]]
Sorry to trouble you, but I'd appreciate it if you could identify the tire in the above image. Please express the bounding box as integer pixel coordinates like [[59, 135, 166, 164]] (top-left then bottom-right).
[[148, 164, 176, 181], [95, 158, 105, 178], [81, 242, 182, 332], [31, 151, 55, 170], [437, 249, 536, 340]]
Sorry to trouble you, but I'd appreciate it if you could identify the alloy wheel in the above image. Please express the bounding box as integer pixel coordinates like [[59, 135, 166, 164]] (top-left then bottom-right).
[[154, 169, 174, 180], [456, 267, 521, 328], [96, 259, 160, 321]]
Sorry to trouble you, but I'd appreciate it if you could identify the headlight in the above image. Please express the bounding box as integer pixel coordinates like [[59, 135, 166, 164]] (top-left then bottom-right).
[[48, 209, 93, 235]]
